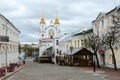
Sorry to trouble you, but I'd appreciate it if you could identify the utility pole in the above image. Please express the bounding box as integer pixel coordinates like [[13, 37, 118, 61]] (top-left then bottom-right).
[[70, 46, 73, 66]]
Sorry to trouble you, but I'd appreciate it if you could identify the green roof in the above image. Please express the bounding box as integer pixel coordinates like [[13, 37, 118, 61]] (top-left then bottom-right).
[[46, 47, 52, 50], [74, 28, 93, 36]]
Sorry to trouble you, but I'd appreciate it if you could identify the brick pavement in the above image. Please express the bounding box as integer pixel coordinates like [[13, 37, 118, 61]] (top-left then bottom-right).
[[3, 60, 106, 80], [4, 59, 108, 80], [80, 66, 120, 80]]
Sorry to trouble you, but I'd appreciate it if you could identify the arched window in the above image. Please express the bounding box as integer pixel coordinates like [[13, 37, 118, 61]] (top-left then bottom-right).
[[48, 29, 54, 39], [78, 40, 79, 47], [75, 40, 76, 47], [42, 34, 44, 37], [56, 40, 59, 45]]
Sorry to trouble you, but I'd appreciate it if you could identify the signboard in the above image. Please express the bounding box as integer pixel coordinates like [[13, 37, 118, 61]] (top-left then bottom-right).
[[97, 49, 105, 54], [0, 36, 9, 42]]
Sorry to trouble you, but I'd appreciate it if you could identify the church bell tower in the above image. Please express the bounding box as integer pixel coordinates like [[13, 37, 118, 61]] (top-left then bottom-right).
[[40, 16, 46, 38]]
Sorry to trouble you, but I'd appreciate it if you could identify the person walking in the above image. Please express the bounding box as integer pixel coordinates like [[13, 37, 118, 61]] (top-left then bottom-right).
[[23, 60, 25, 65]]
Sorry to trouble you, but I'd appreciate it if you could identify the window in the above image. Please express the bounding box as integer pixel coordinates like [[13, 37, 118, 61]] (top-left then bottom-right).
[[75, 40, 76, 47], [42, 25, 44, 31], [3, 27, 4, 35], [51, 36, 53, 39], [42, 34, 44, 37], [81, 40, 83, 47], [48, 29, 54, 38], [57, 49, 59, 53], [56, 40, 58, 45], [102, 20, 104, 27], [71, 41, 72, 46], [78, 40, 79, 47], [109, 16, 113, 24], [4, 27, 8, 36]]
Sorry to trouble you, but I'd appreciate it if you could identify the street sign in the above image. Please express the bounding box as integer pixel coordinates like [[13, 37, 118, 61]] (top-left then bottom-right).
[[0, 36, 9, 42], [97, 49, 105, 54]]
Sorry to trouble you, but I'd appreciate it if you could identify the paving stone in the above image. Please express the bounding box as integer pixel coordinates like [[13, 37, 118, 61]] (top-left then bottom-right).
[[5, 59, 106, 80]]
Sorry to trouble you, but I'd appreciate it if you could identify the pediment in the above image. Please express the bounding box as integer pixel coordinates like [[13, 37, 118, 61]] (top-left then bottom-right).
[[96, 12, 106, 20]]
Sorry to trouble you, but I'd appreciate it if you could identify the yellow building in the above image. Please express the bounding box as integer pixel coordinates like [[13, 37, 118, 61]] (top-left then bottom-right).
[[59, 28, 93, 54], [71, 29, 93, 48]]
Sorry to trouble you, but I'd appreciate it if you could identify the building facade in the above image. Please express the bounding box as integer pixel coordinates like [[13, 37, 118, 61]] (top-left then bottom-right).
[[92, 6, 120, 67], [39, 15, 60, 62], [0, 14, 20, 67], [59, 28, 93, 55]]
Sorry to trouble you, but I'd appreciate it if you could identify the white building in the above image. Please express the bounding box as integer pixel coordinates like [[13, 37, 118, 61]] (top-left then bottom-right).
[[0, 14, 20, 67], [92, 6, 120, 68], [39, 15, 60, 62]]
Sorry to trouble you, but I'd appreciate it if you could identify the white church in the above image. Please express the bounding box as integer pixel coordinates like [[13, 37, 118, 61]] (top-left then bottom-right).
[[39, 14, 60, 63]]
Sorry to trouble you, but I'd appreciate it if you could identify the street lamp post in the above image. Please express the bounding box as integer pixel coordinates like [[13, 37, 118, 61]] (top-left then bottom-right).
[[70, 46, 73, 66], [82, 31, 85, 47], [5, 44, 7, 73]]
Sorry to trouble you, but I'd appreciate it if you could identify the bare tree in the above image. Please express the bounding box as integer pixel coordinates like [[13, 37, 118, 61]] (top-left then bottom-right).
[[102, 26, 120, 71], [102, 8, 120, 71], [87, 34, 103, 68]]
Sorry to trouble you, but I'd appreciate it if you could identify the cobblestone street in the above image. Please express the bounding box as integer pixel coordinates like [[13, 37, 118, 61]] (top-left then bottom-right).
[[5, 59, 107, 80]]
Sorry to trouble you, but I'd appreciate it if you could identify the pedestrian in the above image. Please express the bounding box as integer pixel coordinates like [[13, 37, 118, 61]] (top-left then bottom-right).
[[23, 60, 25, 65]]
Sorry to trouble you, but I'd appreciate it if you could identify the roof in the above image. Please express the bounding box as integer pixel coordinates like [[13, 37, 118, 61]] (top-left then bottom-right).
[[0, 14, 20, 33], [74, 28, 93, 36], [64, 48, 81, 55], [46, 46, 52, 50], [40, 17, 46, 24], [93, 5, 120, 22], [106, 5, 120, 15], [95, 12, 106, 20], [74, 48, 94, 55], [59, 33, 73, 42], [54, 16, 60, 24], [64, 48, 94, 55]]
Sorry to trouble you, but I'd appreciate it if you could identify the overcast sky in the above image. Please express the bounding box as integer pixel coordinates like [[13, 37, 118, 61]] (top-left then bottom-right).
[[0, 0, 120, 43]]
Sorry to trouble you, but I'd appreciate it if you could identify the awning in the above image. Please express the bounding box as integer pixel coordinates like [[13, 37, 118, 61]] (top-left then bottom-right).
[[63, 48, 81, 55], [46, 47, 52, 50]]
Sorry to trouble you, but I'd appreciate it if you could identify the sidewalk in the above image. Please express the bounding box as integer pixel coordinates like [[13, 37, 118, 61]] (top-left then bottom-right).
[[0, 65, 25, 80], [78, 66, 120, 80]]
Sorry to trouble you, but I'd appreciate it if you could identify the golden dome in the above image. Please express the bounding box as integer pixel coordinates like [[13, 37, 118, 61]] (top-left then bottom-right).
[[54, 16, 60, 25], [40, 17, 46, 24]]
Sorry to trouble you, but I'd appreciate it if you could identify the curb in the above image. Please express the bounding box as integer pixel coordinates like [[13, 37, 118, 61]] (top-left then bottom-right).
[[0, 66, 25, 80]]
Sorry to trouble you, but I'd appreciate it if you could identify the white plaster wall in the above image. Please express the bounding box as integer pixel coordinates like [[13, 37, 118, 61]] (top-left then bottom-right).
[[39, 42, 53, 57], [93, 11, 120, 68], [0, 15, 20, 67], [45, 26, 57, 38]]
